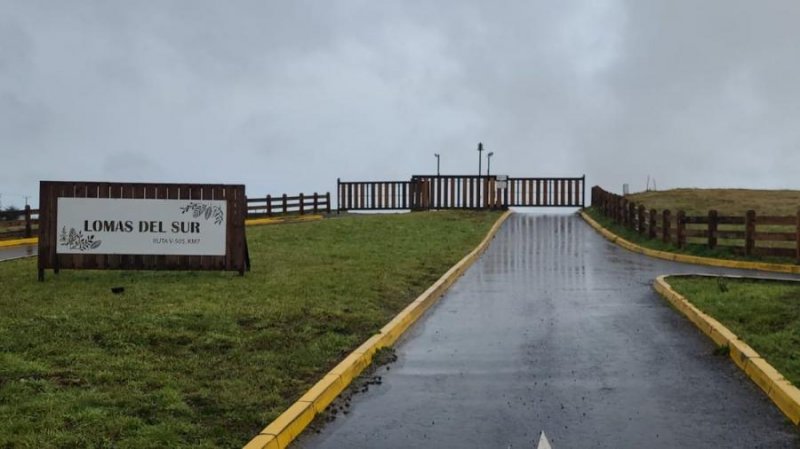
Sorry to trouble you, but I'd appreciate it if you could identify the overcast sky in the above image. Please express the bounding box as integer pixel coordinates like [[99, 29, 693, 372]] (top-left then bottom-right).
[[1, 1, 799, 208]]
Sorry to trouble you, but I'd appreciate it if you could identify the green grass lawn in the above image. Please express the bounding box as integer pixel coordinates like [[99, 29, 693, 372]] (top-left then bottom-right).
[[0, 210, 500, 448], [667, 276, 800, 386]]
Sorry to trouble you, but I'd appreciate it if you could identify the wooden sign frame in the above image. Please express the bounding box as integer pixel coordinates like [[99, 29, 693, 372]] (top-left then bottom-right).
[[38, 181, 250, 281]]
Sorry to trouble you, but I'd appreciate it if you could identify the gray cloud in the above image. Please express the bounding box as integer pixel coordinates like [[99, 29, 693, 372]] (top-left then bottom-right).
[[1, 1, 799, 208]]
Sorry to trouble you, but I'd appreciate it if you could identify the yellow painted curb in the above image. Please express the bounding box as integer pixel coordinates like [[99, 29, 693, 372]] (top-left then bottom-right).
[[0, 237, 37, 248], [242, 210, 512, 449], [580, 210, 800, 275], [246, 215, 324, 226], [654, 276, 800, 425]]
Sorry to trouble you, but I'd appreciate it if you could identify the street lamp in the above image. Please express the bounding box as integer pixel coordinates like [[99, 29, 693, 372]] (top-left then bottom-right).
[[487, 152, 494, 177], [477, 142, 484, 177], [434, 153, 440, 176]]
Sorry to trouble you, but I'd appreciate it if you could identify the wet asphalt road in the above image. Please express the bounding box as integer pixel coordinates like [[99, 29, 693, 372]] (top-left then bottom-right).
[[294, 213, 800, 449], [0, 244, 36, 261]]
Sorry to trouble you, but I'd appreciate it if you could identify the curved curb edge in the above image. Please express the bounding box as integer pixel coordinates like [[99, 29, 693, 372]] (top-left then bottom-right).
[[653, 275, 800, 425], [579, 210, 800, 275], [242, 210, 513, 449]]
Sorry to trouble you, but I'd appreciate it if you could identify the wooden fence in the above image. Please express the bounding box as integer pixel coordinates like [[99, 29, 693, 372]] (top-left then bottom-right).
[[591, 186, 800, 262], [338, 175, 585, 211], [0, 192, 329, 242], [337, 180, 413, 211], [0, 205, 39, 240], [247, 192, 331, 217]]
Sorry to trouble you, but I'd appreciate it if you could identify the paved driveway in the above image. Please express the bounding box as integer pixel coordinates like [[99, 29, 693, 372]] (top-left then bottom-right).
[[0, 244, 36, 262], [295, 213, 799, 449]]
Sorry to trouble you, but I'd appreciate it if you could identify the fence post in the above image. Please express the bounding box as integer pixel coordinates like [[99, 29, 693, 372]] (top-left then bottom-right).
[[620, 198, 627, 225], [628, 202, 636, 231], [796, 209, 800, 264], [326, 192, 331, 213], [267, 195, 272, 216], [312, 193, 318, 213], [662, 210, 671, 244], [637, 205, 646, 235], [745, 210, 755, 256], [708, 210, 718, 249], [676, 210, 686, 248], [649, 209, 657, 239], [299, 193, 305, 215], [283, 194, 288, 214], [24, 205, 32, 238]]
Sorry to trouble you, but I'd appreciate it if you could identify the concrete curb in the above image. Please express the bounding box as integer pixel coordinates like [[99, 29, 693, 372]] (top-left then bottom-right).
[[579, 210, 800, 275], [653, 275, 800, 425], [0, 237, 37, 248], [246, 215, 324, 227], [242, 210, 513, 449], [0, 216, 325, 249]]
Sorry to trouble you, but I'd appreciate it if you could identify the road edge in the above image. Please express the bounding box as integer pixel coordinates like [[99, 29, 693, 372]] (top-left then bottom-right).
[[653, 275, 800, 425], [241, 210, 513, 449], [579, 210, 800, 275]]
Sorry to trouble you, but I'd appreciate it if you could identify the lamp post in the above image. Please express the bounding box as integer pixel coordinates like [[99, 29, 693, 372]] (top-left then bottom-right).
[[487, 152, 494, 177], [434, 153, 440, 176], [477, 142, 483, 178]]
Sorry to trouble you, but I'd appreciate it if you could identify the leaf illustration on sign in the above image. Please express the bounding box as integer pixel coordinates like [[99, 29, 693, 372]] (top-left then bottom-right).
[[58, 226, 102, 251], [179, 202, 224, 225]]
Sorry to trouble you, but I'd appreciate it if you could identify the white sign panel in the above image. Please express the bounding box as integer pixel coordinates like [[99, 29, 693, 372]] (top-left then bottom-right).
[[56, 198, 227, 256]]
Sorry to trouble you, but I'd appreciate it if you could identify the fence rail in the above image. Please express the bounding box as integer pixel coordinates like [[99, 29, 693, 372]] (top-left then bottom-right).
[[247, 192, 331, 217], [338, 175, 585, 211], [591, 186, 800, 263], [337, 180, 411, 211], [1, 190, 330, 242], [0, 205, 39, 240]]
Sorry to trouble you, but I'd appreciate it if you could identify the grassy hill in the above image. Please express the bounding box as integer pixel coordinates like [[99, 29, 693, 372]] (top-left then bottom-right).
[[627, 189, 800, 216]]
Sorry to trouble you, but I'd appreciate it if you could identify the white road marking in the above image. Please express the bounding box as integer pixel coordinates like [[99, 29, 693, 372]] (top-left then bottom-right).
[[537, 431, 552, 449]]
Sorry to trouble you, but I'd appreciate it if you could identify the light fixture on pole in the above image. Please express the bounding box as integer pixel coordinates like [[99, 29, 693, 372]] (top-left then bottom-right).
[[434, 153, 440, 176], [487, 151, 494, 177], [477, 142, 484, 177]]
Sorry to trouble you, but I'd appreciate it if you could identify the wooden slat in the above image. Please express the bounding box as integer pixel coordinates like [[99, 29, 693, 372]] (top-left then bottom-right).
[[685, 229, 709, 238], [684, 216, 710, 224], [757, 216, 797, 226], [754, 232, 797, 242], [717, 216, 745, 225], [717, 230, 746, 239]]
